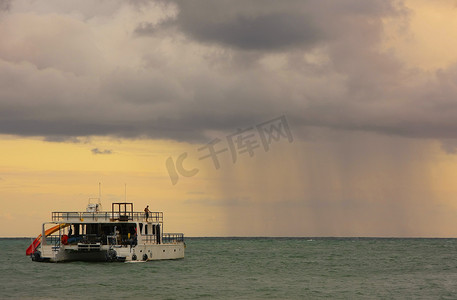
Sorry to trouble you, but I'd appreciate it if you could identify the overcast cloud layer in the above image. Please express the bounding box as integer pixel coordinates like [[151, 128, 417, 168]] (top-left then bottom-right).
[[1, 0, 456, 144]]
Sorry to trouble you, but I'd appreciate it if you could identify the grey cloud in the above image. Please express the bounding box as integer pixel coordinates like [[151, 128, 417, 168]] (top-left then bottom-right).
[[0, 117, 210, 142], [440, 140, 457, 154], [2, 0, 457, 148], [91, 148, 113, 155], [138, 12, 321, 51], [136, 0, 400, 51], [0, 0, 11, 11], [10, 0, 126, 19], [44, 136, 84, 143], [135, 22, 158, 35]]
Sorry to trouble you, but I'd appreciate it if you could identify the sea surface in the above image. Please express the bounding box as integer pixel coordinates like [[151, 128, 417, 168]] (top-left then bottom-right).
[[2, 237, 457, 299]]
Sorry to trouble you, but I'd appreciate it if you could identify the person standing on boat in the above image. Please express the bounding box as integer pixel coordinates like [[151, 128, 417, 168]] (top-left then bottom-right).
[[144, 205, 151, 222]]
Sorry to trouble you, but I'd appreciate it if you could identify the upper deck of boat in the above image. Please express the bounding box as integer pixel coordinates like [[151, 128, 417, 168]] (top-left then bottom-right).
[[51, 211, 163, 223], [51, 202, 162, 224]]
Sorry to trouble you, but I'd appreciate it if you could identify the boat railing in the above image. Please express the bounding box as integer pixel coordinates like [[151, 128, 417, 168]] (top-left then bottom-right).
[[143, 234, 159, 244], [45, 233, 99, 244], [162, 233, 184, 244], [45, 235, 61, 249], [45, 233, 133, 246], [51, 211, 163, 223], [46, 233, 183, 245]]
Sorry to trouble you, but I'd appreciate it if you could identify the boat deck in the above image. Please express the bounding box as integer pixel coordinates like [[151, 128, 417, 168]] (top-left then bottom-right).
[[52, 211, 163, 223]]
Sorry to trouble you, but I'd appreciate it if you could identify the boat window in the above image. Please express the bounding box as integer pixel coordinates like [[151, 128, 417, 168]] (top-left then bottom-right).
[[139, 223, 143, 235], [145, 224, 148, 235]]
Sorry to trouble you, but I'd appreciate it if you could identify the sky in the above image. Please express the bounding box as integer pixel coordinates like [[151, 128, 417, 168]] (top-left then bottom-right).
[[2, 0, 457, 237]]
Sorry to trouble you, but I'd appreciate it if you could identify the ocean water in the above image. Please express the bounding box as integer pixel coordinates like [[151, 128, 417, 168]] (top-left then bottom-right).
[[2, 237, 457, 299]]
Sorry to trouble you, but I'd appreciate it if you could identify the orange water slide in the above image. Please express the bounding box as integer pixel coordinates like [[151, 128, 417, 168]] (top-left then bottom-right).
[[25, 223, 69, 255]]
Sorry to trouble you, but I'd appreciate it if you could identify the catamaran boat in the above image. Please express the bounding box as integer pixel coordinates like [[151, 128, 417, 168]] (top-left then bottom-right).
[[26, 202, 185, 262]]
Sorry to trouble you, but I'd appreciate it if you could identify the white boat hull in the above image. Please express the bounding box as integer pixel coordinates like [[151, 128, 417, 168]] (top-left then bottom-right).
[[36, 243, 185, 262]]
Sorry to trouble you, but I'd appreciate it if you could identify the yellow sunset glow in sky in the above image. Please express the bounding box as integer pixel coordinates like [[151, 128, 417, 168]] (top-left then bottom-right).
[[383, 0, 457, 70], [0, 136, 228, 237]]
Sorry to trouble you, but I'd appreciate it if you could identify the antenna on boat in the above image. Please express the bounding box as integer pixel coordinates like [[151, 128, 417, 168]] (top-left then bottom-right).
[[98, 182, 102, 211]]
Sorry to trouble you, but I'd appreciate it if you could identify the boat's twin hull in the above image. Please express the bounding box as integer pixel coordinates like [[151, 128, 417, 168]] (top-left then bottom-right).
[[36, 243, 185, 262]]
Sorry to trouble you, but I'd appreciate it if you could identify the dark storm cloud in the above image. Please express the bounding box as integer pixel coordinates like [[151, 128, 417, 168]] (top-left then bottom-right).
[[2, 0, 457, 148], [136, 0, 399, 51], [0, 116, 211, 142], [136, 0, 398, 51], [137, 11, 321, 51]]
